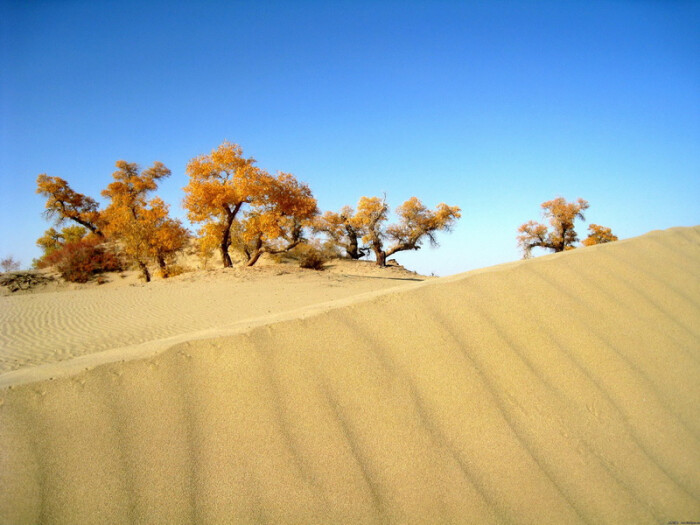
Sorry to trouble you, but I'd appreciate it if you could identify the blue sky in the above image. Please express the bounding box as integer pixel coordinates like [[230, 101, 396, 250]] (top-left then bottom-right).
[[1, 0, 698, 276]]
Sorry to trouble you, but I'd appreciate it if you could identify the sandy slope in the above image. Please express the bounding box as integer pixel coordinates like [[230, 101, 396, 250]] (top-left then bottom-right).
[[1, 226, 699, 524], [0, 260, 424, 374]]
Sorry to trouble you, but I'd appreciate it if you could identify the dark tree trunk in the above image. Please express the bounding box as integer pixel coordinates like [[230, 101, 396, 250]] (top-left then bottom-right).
[[345, 225, 363, 259], [246, 249, 264, 266], [73, 217, 105, 239], [245, 235, 264, 267], [157, 255, 167, 278], [220, 211, 235, 268], [138, 261, 151, 282], [374, 247, 387, 267]]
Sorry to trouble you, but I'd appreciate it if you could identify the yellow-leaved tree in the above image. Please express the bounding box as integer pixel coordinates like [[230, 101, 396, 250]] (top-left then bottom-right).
[[36, 174, 104, 237], [182, 141, 267, 267], [517, 197, 616, 258], [102, 161, 189, 281], [232, 172, 318, 266], [36, 226, 88, 258], [582, 224, 619, 246], [313, 206, 369, 259], [320, 196, 461, 266]]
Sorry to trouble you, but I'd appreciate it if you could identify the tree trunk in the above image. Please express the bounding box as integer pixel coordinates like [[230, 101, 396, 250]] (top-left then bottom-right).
[[374, 247, 387, 267], [138, 261, 151, 282], [157, 255, 167, 278], [345, 226, 363, 259], [246, 249, 264, 266], [220, 212, 235, 268], [72, 217, 105, 239]]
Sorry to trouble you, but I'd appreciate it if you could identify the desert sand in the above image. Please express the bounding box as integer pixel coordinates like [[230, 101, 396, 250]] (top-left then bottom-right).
[[0, 259, 425, 375], [1, 226, 698, 524]]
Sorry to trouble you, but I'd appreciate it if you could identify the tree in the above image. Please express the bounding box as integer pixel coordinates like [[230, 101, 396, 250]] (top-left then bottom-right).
[[313, 206, 369, 259], [35, 226, 89, 268], [0, 256, 21, 273], [329, 196, 461, 267], [517, 197, 616, 258], [36, 175, 104, 237], [36, 226, 88, 257], [182, 141, 268, 267], [102, 161, 189, 281], [385, 197, 461, 262], [233, 172, 318, 266], [582, 224, 618, 246]]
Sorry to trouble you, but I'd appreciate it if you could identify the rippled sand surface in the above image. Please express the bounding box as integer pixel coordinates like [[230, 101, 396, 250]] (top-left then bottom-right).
[[1, 226, 698, 524]]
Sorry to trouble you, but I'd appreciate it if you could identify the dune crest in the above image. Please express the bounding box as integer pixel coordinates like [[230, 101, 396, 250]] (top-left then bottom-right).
[[1, 226, 699, 524]]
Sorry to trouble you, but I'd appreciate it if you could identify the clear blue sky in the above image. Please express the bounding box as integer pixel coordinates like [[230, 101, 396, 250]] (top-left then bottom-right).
[[1, 0, 698, 276]]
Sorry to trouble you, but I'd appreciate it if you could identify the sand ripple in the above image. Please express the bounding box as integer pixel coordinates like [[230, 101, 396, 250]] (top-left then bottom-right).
[[1, 226, 698, 524]]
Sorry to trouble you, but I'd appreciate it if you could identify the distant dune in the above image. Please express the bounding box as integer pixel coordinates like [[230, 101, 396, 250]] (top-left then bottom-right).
[[1, 226, 698, 524]]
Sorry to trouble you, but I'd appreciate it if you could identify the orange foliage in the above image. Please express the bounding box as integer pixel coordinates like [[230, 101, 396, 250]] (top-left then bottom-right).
[[313, 206, 368, 259], [36, 226, 88, 258], [40, 237, 122, 283], [582, 224, 618, 246], [36, 174, 104, 237], [518, 197, 616, 257], [234, 172, 318, 266], [323, 196, 461, 266], [183, 142, 317, 267], [102, 161, 189, 281], [182, 141, 266, 267]]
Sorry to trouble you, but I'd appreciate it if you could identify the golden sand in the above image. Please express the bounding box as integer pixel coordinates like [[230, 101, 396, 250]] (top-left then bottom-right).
[[1, 226, 698, 524]]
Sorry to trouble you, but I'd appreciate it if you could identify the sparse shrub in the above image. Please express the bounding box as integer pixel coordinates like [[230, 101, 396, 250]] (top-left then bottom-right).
[[161, 264, 190, 278], [44, 238, 122, 283], [0, 271, 54, 293], [297, 246, 326, 270], [0, 256, 21, 273]]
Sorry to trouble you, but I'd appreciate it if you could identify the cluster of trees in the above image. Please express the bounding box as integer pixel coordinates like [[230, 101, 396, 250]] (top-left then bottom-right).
[[517, 197, 617, 258], [35, 141, 462, 281], [183, 142, 461, 268], [35, 141, 618, 283], [36, 162, 189, 282], [314, 196, 461, 267]]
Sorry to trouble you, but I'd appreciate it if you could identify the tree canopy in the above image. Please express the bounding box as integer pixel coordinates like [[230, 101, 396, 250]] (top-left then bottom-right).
[[233, 172, 318, 266], [317, 196, 461, 266], [582, 224, 619, 246], [517, 197, 616, 258], [182, 141, 267, 267], [102, 161, 189, 281], [36, 174, 104, 237], [183, 142, 318, 267]]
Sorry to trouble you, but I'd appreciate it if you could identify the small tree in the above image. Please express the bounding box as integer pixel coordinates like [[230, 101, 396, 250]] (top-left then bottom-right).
[[36, 175, 104, 237], [233, 172, 318, 266], [102, 161, 189, 281], [517, 197, 616, 258], [582, 224, 618, 246], [36, 226, 88, 260], [183, 141, 266, 268], [47, 238, 122, 283], [0, 256, 21, 273], [313, 206, 369, 259], [329, 196, 461, 267]]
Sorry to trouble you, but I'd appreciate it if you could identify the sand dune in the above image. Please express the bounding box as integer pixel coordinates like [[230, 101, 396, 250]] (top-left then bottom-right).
[[0, 261, 422, 374], [1, 226, 699, 524]]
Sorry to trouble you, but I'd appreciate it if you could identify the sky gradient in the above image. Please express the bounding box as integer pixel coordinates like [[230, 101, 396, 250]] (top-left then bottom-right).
[[2, 0, 698, 276]]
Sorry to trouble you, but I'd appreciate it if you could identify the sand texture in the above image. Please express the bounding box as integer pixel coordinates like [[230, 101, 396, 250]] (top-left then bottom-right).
[[1, 226, 699, 524], [0, 261, 423, 374]]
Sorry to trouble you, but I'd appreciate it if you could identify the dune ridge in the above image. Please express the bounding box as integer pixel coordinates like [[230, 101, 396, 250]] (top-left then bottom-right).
[[0, 264, 422, 375], [1, 226, 699, 524]]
